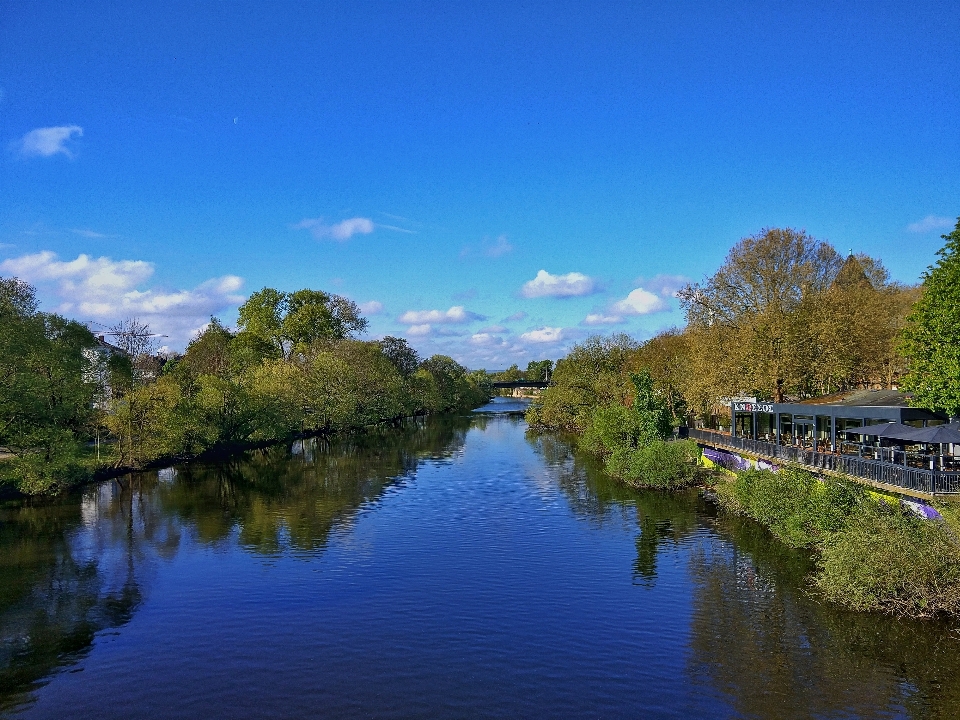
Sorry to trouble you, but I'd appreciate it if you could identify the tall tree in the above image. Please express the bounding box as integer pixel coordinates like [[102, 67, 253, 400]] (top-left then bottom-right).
[[900, 217, 960, 416], [679, 228, 843, 402], [237, 288, 368, 359]]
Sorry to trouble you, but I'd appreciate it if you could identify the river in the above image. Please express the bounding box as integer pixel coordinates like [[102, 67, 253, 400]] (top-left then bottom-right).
[[1, 397, 959, 719]]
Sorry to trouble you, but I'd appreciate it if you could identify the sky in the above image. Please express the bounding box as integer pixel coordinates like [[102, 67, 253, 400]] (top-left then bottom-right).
[[1, 1, 958, 369]]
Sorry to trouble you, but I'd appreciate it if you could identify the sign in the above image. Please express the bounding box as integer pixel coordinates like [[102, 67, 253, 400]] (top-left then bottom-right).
[[732, 401, 773, 413]]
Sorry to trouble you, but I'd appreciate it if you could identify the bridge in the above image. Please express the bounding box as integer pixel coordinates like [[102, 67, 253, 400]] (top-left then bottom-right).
[[490, 381, 550, 389]]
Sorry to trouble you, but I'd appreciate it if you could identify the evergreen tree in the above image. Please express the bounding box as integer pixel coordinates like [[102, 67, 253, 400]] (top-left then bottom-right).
[[901, 217, 960, 416]]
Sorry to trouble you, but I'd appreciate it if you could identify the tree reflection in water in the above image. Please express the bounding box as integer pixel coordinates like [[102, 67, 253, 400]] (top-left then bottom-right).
[[157, 415, 471, 555], [0, 415, 471, 712], [0, 478, 176, 713], [526, 431, 701, 584], [688, 514, 960, 720]]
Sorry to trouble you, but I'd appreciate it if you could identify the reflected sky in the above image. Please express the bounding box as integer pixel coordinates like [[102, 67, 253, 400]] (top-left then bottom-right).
[[2, 407, 959, 718]]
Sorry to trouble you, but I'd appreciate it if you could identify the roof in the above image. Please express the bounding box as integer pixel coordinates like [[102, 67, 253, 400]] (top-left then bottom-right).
[[799, 389, 912, 407]]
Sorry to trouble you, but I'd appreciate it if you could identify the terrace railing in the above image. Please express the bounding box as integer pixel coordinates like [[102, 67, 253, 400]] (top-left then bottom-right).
[[686, 428, 960, 495]]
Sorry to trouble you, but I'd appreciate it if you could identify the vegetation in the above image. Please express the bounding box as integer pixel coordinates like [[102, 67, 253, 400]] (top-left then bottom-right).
[[900, 216, 960, 416], [0, 281, 491, 496], [715, 465, 960, 618]]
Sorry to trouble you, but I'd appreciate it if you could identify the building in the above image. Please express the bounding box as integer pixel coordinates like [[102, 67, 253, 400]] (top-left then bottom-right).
[[730, 389, 949, 452]]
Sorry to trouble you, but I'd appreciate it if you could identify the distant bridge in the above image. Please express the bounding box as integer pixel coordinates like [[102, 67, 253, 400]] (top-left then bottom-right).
[[490, 381, 550, 389]]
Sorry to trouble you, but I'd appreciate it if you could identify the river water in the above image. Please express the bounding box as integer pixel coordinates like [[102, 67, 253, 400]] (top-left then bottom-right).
[[2, 397, 959, 719]]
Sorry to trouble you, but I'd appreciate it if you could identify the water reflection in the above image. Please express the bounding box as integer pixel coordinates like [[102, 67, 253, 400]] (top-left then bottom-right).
[[4, 412, 960, 718], [689, 514, 960, 719], [0, 481, 168, 713], [527, 431, 701, 584], [158, 416, 471, 555], [0, 415, 471, 712]]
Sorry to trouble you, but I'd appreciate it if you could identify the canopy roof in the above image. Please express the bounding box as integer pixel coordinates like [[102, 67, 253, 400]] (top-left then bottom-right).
[[846, 423, 921, 441]]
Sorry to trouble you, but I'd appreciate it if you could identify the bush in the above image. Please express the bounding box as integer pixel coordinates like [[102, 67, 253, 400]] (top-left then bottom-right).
[[815, 505, 960, 617], [607, 439, 701, 489], [720, 467, 865, 548]]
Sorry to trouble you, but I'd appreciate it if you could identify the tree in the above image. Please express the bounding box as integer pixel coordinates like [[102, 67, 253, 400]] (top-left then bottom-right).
[[679, 228, 843, 402], [525, 359, 553, 382], [377, 336, 420, 377], [900, 217, 960, 416], [237, 288, 368, 359]]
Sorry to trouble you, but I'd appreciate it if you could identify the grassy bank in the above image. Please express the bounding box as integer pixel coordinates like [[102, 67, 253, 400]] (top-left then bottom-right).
[[714, 466, 960, 619]]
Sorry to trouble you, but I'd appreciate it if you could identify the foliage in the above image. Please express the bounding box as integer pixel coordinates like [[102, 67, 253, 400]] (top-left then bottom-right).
[[525, 334, 637, 432], [237, 287, 368, 359], [717, 467, 865, 548], [900, 217, 960, 415], [815, 504, 960, 617], [607, 439, 701, 489], [0, 277, 99, 494], [1, 280, 491, 496]]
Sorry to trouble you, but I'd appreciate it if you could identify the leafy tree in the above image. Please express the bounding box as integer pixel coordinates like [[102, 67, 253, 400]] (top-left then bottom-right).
[[525, 359, 553, 381], [901, 217, 960, 415], [378, 336, 420, 377], [237, 288, 368, 359]]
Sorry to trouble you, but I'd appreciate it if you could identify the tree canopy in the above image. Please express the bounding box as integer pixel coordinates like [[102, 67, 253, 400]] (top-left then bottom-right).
[[901, 217, 960, 416]]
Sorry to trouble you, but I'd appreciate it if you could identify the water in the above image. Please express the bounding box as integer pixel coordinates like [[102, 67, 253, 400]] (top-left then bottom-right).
[[2, 397, 959, 718]]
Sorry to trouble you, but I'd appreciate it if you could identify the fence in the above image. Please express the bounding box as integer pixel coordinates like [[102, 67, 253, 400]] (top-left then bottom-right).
[[686, 428, 960, 495]]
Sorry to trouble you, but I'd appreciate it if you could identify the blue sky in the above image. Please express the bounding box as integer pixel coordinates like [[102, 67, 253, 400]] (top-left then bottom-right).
[[2, 1, 958, 368]]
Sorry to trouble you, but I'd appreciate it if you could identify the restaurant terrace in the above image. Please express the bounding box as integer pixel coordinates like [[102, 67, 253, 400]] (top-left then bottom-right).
[[686, 390, 960, 496]]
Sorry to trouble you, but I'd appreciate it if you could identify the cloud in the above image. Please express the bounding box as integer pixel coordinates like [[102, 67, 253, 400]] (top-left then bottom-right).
[[907, 215, 955, 234], [407, 324, 432, 337], [0, 250, 244, 347], [504, 311, 528, 322], [460, 234, 514, 260], [520, 327, 565, 343], [470, 332, 509, 347], [398, 305, 484, 324], [486, 234, 513, 258], [520, 270, 597, 298], [358, 300, 383, 315], [479, 325, 508, 334], [295, 216, 375, 241], [639, 274, 690, 297], [612, 288, 670, 316], [583, 313, 625, 326], [16, 126, 83, 158], [70, 228, 113, 239]]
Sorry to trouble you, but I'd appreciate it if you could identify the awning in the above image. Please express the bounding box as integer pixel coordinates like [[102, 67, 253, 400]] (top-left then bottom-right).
[[907, 424, 960, 444], [844, 423, 921, 441]]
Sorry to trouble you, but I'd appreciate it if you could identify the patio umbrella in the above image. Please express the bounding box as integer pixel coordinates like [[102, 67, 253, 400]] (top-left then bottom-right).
[[906, 424, 960, 444], [844, 423, 921, 441]]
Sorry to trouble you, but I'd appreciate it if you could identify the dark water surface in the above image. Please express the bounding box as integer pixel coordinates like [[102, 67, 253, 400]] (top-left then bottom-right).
[[3, 398, 960, 719]]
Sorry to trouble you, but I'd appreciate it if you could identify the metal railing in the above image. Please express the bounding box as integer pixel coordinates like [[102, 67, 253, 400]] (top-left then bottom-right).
[[686, 428, 960, 495]]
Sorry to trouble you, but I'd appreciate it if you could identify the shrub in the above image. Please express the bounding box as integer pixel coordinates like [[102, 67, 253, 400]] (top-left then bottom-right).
[[607, 439, 701, 489], [723, 467, 865, 548], [815, 505, 960, 617]]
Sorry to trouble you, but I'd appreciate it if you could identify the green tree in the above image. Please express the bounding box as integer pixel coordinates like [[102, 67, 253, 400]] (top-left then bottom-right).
[[237, 288, 368, 359], [901, 217, 960, 416], [525, 359, 553, 381]]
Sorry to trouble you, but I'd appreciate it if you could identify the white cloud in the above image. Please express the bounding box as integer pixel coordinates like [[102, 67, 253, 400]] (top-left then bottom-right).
[[398, 305, 483, 324], [358, 300, 384, 315], [17, 125, 83, 158], [0, 250, 244, 347], [407, 324, 432, 336], [612, 288, 670, 316], [70, 228, 113, 239], [907, 215, 955, 234], [470, 332, 508, 347], [640, 274, 690, 297], [295, 216, 375, 241], [520, 327, 565, 343], [520, 270, 596, 298], [583, 313, 625, 326], [504, 311, 528, 322]]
